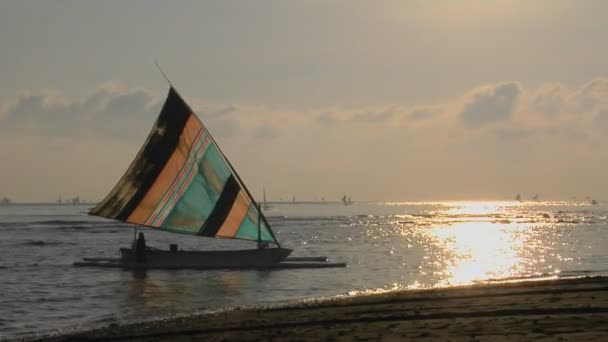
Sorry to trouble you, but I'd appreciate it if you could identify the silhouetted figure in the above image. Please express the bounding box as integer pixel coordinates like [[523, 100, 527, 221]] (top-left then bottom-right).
[[134, 232, 147, 263]]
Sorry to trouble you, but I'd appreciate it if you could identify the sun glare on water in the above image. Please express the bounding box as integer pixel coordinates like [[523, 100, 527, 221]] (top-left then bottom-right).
[[427, 201, 549, 286]]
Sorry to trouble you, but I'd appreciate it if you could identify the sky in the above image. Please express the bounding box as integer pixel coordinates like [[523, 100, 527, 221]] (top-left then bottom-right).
[[1, 0, 607, 202]]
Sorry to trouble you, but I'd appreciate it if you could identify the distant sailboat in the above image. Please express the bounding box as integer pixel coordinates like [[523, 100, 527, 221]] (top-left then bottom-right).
[[342, 195, 353, 205], [586, 196, 597, 205], [515, 194, 522, 202], [262, 188, 272, 210], [532, 194, 540, 202], [0, 197, 11, 205]]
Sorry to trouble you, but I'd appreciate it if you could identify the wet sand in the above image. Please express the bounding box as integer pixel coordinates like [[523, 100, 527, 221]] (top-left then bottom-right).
[[31, 276, 608, 341]]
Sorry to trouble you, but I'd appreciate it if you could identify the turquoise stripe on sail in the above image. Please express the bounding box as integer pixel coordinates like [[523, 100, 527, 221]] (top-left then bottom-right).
[[200, 143, 231, 187], [156, 142, 237, 232], [146, 130, 210, 226], [160, 173, 218, 233], [234, 204, 274, 241]]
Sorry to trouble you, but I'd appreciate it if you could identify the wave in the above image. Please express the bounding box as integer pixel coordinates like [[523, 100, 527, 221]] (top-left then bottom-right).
[[269, 216, 351, 222], [0, 222, 26, 228], [21, 240, 74, 247], [53, 224, 125, 231], [37, 220, 107, 226]]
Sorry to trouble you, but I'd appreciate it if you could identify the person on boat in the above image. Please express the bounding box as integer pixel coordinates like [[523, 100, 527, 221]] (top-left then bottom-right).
[[134, 232, 147, 263]]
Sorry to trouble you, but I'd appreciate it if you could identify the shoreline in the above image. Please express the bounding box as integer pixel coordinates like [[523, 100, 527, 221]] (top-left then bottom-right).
[[26, 275, 608, 341]]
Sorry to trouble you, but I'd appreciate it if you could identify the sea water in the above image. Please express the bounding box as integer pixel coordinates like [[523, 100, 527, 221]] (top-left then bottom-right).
[[1, 201, 607, 339]]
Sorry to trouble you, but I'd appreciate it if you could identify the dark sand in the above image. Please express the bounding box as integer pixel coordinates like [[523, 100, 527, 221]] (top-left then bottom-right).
[[29, 276, 608, 341]]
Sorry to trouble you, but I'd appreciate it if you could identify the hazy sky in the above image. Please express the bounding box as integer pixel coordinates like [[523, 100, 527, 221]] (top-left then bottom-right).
[[1, 0, 607, 202]]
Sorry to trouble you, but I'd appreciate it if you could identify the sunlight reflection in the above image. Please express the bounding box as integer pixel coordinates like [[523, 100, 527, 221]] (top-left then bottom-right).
[[441, 201, 513, 216], [432, 222, 525, 285], [427, 202, 533, 286]]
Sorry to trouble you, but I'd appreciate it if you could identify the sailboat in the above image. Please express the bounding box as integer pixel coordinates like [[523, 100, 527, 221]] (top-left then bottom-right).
[[262, 188, 272, 211], [75, 86, 344, 270], [341, 195, 353, 205], [586, 196, 597, 205]]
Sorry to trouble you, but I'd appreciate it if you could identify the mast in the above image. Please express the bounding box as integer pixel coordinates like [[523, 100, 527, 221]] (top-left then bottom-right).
[[257, 203, 262, 246]]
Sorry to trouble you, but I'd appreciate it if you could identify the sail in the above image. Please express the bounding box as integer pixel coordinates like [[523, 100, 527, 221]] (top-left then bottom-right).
[[90, 87, 278, 244]]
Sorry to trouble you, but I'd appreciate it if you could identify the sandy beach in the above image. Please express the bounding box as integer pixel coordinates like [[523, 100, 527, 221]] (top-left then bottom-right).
[[28, 275, 608, 341]]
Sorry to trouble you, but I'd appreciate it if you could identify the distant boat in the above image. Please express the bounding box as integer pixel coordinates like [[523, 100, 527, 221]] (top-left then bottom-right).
[[532, 194, 540, 202], [292, 195, 296, 204], [1, 197, 11, 205], [515, 194, 522, 202], [342, 194, 353, 206], [262, 188, 272, 210], [71, 196, 81, 205], [74, 85, 343, 270], [586, 196, 597, 205]]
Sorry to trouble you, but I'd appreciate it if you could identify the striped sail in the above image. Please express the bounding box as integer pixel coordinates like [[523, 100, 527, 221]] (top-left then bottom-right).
[[90, 87, 278, 244]]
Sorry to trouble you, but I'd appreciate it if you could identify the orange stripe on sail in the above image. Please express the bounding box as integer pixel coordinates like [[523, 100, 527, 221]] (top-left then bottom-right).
[[145, 131, 209, 226], [216, 190, 250, 238], [127, 115, 203, 225]]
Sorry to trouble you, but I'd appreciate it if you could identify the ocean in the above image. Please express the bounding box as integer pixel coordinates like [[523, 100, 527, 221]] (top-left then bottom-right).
[[1, 201, 607, 340]]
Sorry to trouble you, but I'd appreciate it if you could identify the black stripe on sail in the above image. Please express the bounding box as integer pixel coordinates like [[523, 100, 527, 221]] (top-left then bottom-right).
[[199, 175, 241, 237], [91, 88, 192, 220]]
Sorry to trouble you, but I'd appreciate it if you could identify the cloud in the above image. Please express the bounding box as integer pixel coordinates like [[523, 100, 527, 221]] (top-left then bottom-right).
[[316, 112, 336, 126], [460, 82, 521, 127], [351, 109, 394, 123], [408, 108, 436, 121], [207, 118, 239, 138], [577, 78, 608, 112], [2, 91, 79, 136], [0, 83, 160, 140], [200, 105, 238, 118], [3, 79, 607, 145], [89, 89, 161, 139], [532, 84, 569, 117], [2, 78, 608, 201], [494, 126, 536, 141], [253, 123, 280, 140], [594, 110, 608, 130]]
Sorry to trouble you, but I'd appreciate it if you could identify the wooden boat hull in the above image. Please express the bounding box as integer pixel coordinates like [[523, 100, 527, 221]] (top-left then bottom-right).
[[73, 250, 348, 270], [117, 247, 293, 269]]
